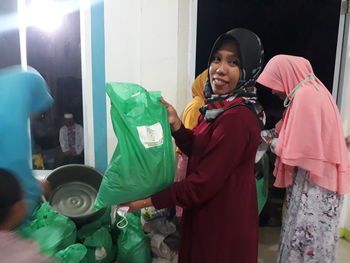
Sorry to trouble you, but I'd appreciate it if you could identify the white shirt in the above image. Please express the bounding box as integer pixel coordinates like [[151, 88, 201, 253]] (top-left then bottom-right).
[[59, 123, 84, 155]]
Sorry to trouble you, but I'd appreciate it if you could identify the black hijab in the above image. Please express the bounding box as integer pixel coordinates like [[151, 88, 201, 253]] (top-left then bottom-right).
[[200, 28, 265, 124], [0, 168, 22, 224]]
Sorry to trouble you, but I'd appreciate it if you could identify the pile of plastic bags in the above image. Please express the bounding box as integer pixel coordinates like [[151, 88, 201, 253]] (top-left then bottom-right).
[[18, 203, 154, 263]]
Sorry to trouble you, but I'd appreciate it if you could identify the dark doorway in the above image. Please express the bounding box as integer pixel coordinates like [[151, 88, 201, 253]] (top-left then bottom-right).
[[196, 0, 342, 227], [196, 0, 341, 92], [196, 0, 341, 128]]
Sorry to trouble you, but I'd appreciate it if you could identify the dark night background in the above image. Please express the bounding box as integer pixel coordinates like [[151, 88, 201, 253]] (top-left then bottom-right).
[[196, 0, 341, 128]]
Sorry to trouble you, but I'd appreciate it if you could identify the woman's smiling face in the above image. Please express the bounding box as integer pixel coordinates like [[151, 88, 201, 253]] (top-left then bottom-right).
[[209, 41, 241, 95]]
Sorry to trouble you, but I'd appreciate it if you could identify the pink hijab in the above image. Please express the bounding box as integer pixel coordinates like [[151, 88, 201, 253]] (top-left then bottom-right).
[[257, 55, 350, 194]]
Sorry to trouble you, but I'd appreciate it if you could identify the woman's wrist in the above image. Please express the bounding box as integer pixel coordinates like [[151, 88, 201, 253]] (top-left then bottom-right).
[[171, 119, 182, 132], [266, 137, 273, 146], [142, 197, 153, 208]]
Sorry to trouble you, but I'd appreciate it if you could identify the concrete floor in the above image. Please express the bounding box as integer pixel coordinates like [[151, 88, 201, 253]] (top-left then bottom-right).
[[258, 227, 350, 263]]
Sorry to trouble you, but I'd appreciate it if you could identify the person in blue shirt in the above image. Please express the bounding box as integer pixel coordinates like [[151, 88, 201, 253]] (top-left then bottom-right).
[[0, 168, 53, 262], [0, 65, 53, 221]]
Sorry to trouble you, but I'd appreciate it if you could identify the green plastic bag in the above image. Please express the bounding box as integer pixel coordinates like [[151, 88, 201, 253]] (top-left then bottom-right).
[[18, 202, 77, 256], [116, 211, 152, 263], [55, 244, 88, 263], [77, 207, 118, 263], [256, 154, 269, 214], [80, 227, 116, 263], [95, 83, 175, 209], [77, 207, 112, 241]]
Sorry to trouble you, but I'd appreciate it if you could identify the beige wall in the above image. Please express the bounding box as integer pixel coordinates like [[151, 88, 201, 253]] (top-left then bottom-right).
[[103, 0, 197, 161]]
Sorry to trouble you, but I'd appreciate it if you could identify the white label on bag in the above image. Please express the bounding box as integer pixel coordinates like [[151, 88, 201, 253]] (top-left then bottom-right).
[[95, 247, 107, 260], [137, 123, 164, 148]]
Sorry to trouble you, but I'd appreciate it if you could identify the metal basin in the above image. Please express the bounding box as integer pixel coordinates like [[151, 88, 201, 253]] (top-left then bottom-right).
[[44, 164, 106, 225]]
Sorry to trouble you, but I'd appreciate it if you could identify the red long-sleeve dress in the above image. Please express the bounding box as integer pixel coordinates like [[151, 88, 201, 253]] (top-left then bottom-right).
[[151, 105, 260, 263]]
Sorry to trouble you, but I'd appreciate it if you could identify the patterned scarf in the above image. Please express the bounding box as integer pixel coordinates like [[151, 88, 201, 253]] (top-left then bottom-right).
[[200, 87, 265, 126], [200, 28, 265, 127]]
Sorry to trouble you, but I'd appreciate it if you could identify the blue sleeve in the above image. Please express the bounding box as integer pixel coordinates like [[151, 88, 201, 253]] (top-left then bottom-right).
[[26, 68, 53, 113]]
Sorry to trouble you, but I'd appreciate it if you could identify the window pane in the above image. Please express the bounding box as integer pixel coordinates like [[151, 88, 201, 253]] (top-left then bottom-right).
[[0, 0, 21, 68], [27, 6, 84, 170]]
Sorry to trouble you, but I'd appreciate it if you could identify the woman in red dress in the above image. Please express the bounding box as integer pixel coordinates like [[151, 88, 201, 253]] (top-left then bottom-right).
[[126, 28, 265, 263]]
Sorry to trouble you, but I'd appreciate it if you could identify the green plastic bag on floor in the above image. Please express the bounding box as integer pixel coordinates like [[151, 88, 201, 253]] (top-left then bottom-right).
[[80, 227, 115, 263], [116, 211, 152, 263], [77, 207, 112, 241], [55, 244, 88, 263], [94, 82, 175, 209], [256, 154, 269, 214], [18, 202, 77, 256]]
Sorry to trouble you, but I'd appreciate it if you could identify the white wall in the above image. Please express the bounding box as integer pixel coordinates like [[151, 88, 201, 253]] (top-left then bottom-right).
[[80, 0, 95, 167], [334, 3, 350, 229], [104, 0, 197, 161], [338, 36, 350, 229]]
